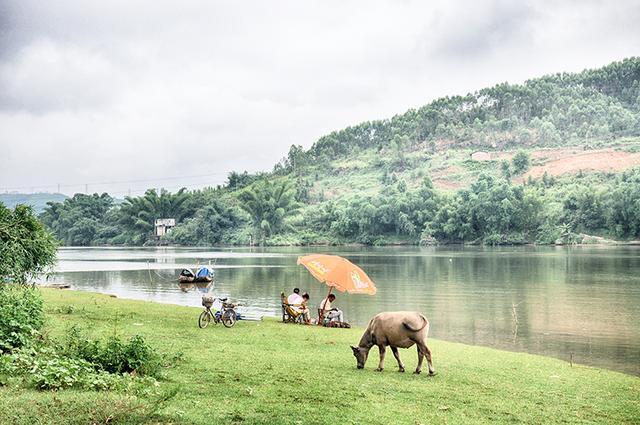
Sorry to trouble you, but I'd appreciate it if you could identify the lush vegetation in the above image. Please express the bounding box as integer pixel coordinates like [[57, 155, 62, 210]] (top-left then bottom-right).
[[34, 58, 640, 246], [0, 286, 173, 416], [0, 206, 176, 421], [0, 289, 637, 424], [0, 281, 170, 394]]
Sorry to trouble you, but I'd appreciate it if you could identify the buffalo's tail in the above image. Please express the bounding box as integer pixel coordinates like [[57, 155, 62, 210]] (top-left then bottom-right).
[[402, 314, 429, 333]]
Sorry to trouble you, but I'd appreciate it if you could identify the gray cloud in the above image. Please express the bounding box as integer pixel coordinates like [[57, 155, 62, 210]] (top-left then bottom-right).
[[425, 1, 536, 61], [0, 0, 639, 195]]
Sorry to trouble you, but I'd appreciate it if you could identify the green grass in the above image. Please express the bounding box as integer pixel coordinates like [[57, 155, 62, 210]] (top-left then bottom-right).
[[1, 289, 638, 424]]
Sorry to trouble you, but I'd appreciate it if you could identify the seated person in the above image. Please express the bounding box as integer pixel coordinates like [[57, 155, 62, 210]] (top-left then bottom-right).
[[319, 293, 344, 323], [300, 293, 312, 324], [287, 288, 303, 310]]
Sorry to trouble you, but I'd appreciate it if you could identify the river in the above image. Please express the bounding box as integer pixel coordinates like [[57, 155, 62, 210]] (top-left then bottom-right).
[[44, 246, 640, 376]]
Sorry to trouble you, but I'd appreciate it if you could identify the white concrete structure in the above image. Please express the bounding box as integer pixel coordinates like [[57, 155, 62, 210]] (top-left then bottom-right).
[[155, 218, 176, 236]]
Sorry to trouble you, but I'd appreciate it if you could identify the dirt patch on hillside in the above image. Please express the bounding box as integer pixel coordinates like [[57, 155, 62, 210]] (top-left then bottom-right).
[[431, 165, 465, 190], [433, 179, 464, 190], [432, 165, 463, 178], [493, 147, 584, 163], [524, 149, 640, 179]]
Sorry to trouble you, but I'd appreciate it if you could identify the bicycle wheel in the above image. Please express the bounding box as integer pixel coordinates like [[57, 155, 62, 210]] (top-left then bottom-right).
[[222, 309, 236, 328], [198, 310, 211, 328]]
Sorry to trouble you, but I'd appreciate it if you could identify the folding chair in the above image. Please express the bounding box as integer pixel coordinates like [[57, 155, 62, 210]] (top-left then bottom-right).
[[281, 292, 304, 324]]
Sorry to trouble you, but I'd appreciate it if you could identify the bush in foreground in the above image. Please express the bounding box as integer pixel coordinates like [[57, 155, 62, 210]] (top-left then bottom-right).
[[63, 327, 164, 378], [0, 330, 168, 390], [0, 286, 44, 353]]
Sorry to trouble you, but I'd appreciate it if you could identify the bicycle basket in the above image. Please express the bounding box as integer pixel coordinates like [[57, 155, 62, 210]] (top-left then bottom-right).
[[202, 295, 215, 308]]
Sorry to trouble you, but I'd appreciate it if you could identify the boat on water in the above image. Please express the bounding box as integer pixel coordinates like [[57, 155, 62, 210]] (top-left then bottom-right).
[[178, 267, 213, 284]]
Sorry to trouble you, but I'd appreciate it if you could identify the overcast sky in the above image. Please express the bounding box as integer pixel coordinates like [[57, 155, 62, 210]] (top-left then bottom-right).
[[1, 0, 639, 196]]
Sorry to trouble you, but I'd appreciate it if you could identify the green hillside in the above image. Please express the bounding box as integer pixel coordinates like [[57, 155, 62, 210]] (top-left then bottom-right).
[[310, 57, 639, 160], [295, 57, 640, 197], [37, 58, 640, 246], [0, 193, 67, 214]]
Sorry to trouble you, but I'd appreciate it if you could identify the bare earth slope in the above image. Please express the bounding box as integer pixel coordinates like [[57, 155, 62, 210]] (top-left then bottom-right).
[[524, 148, 640, 179]]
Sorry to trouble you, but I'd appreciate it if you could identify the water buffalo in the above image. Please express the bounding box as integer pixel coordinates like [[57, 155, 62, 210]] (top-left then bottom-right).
[[350, 311, 435, 375]]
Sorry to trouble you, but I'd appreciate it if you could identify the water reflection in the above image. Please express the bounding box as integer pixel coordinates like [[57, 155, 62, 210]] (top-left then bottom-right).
[[178, 281, 213, 294], [44, 246, 640, 376]]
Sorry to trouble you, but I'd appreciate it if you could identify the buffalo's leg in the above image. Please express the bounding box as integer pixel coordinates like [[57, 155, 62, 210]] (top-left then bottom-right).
[[376, 345, 386, 371], [414, 343, 425, 374], [391, 346, 405, 372], [424, 344, 435, 375]]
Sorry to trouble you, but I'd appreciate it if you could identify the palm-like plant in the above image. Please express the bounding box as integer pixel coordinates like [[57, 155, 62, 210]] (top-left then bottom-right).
[[237, 179, 298, 241]]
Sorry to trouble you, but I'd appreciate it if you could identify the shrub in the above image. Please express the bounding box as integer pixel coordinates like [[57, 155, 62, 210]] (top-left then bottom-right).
[[52, 304, 75, 314], [372, 237, 389, 246], [511, 151, 531, 175], [482, 232, 527, 246], [535, 223, 562, 244], [97, 335, 161, 376], [0, 286, 44, 352], [64, 328, 162, 378]]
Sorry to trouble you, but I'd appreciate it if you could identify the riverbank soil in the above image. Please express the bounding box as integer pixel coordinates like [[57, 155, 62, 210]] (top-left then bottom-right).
[[1, 290, 638, 424]]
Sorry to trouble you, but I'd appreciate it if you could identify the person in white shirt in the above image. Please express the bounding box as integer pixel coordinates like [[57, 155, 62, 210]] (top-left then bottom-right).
[[287, 288, 303, 313], [319, 293, 343, 323]]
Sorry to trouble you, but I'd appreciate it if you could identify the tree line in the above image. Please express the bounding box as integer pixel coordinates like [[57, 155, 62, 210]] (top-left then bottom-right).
[[37, 167, 640, 247], [38, 177, 300, 246]]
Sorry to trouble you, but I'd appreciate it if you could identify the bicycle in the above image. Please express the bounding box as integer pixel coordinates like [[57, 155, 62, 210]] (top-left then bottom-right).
[[198, 296, 238, 328]]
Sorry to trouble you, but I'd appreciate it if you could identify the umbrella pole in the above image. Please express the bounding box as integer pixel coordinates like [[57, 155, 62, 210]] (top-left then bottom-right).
[[318, 286, 333, 326]]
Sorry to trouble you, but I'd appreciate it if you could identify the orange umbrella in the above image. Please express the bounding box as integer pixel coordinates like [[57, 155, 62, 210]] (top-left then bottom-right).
[[297, 254, 377, 295], [297, 254, 376, 323]]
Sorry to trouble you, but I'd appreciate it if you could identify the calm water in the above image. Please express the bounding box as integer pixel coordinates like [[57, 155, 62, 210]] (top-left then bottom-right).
[[44, 246, 640, 376]]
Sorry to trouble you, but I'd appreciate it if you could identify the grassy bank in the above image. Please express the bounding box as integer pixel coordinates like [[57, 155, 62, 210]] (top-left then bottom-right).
[[1, 290, 638, 424]]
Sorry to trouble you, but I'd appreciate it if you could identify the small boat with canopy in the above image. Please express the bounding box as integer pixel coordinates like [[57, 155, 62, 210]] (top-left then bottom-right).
[[178, 267, 213, 284]]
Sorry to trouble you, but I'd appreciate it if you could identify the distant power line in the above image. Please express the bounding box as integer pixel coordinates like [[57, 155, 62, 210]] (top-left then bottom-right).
[[107, 179, 229, 197], [0, 172, 231, 192]]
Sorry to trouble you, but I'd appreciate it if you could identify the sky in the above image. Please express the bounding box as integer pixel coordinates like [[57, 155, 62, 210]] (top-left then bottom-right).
[[1, 0, 639, 196]]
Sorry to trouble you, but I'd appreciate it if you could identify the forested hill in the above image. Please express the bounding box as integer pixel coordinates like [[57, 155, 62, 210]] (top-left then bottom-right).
[[307, 57, 640, 160], [38, 58, 640, 247]]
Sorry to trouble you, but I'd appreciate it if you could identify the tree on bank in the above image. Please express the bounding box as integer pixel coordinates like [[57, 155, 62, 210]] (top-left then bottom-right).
[[40, 193, 114, 246], [0, 204, 57, 284]]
